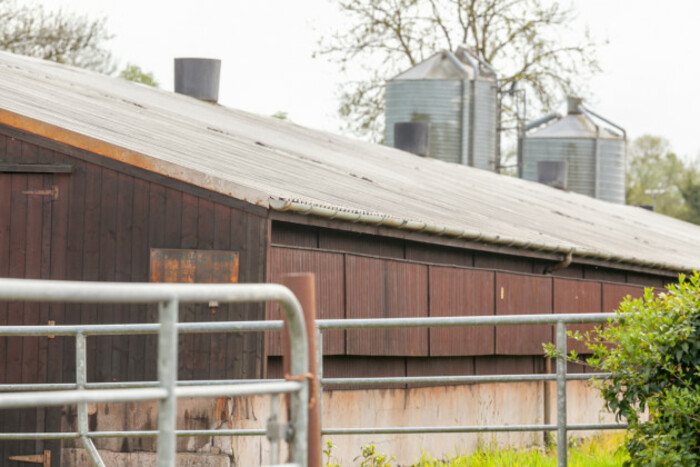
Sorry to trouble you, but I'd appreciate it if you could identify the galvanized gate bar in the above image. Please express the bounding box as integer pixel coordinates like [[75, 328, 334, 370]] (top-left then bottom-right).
[[0, 379, 285, 391], [157, 298, 178, 467], [0, 321, 284, 336], [322, 423, 627, 435], [0, 388, 169, 409], [76, 332, 105, 467], [175, 382, 302, 398], [322, 373, 611, 385], [316, 313, 616, 328], [0, 373, 612, 392], [0, 278, 309, 305], [0, 311, 615, 336]]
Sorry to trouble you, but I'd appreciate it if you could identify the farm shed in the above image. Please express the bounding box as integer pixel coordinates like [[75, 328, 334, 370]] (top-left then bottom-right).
[[0, 51, 699, 464]]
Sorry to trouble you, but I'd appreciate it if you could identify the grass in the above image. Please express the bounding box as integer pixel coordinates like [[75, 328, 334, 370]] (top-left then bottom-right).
[[413, 433, 629, 467]]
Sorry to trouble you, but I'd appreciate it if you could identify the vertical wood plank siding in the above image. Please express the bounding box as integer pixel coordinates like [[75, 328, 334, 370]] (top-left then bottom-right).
[[0, 126, 678, 454], [267, 248, 345, 355], [0, 134, 268, 462], [429, 267, 495, 355], [345, 257, 429, 356], [269, 221, 674, 364], [602, 283, 645, 313], [553, 279, 602, 355], [495, 273, 553, 355]]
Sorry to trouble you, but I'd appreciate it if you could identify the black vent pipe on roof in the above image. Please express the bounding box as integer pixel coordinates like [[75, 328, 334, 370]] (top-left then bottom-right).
[[174, 58, 221, 103]]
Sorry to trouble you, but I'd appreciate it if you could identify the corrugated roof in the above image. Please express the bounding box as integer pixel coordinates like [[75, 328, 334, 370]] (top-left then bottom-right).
[[528, 113, 622, 140], [0, 52, 698, 273]]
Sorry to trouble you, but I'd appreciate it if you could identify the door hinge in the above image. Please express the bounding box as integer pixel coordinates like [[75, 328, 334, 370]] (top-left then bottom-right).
[[22, 186, 59, 200]]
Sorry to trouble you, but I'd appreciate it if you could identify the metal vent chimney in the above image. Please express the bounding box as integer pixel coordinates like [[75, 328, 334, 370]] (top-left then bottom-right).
[[394, 122, 430, 157], [567, 96, 583, 114], [174, 58, 221, 103]]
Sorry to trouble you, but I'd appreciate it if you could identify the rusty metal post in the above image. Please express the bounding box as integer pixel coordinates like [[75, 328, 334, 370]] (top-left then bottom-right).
[[281, 273, 321, 467]]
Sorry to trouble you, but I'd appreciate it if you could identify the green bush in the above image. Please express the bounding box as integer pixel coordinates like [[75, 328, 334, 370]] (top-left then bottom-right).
[[574, 272, 700, 466]]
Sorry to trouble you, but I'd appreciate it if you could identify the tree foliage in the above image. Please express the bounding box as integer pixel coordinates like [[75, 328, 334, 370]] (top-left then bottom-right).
[[0, 0, 115, 73], [584, 274, 700, 465], [626, 135, 700, 225], [318, 0, 600, 139], [120, 63, 159, 87]]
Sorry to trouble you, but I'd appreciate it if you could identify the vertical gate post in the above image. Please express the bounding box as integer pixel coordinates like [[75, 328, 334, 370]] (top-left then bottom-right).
[[157, 298, 179, 467], [316, 328, 324, 438], [282, 273, 321, 467], [556, 321, 568, 467], [76, 332, 105, 466]]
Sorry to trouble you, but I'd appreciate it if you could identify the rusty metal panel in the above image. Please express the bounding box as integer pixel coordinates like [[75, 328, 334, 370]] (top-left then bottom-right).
[[495, 273, 553, 355], [602, 283, 644, 313], [429, 267, 495, 356], [553, 278, 602, 355], [405, 242, 473, 266], [318, 229, 404, 258], [270, 221, 318, 248], [149, 248, 240, 383], [346, 256, 428, 356], [149, 249, 239, 284], [474, 356, 536, 375], [267, 247, 345, 356]]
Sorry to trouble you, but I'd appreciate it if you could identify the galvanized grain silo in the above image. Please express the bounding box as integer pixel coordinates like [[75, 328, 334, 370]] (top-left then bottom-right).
[[385, 46, 498, 171], [522, 97, 626, 204]]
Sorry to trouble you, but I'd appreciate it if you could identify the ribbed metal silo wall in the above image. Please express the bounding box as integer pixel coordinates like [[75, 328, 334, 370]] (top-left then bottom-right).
[[597, 139, 626, 204], [522, 138, 596, 197], [385, 80, 467, 164], [472, 79, 498, 171]]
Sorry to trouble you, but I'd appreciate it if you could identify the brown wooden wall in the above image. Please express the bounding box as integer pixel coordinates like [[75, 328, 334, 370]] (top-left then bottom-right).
[[0, 131, 268, 464], [266, 233, 660, 386], [271, 220, 672, 286], [267, 245, 649, 359]]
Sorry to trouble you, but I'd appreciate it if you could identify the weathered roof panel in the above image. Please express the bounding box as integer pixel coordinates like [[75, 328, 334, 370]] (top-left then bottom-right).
[[0, 52, 698, 272]]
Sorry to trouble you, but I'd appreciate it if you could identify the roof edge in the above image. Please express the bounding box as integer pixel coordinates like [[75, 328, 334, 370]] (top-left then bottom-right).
[[0, 108, 270, 207], [269, 197, 693, 275]]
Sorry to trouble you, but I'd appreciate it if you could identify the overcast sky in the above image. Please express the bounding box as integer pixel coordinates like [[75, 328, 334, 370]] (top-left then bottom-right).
[[45, 0, 700, 162]]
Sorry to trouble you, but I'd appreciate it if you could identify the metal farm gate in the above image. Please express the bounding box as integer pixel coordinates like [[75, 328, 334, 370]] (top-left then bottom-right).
[[0, 278, 627, 467], [0, 279, 310, 467]]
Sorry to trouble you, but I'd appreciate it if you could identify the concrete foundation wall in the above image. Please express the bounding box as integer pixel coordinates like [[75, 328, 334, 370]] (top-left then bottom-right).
[[61, 381, 616, 465]]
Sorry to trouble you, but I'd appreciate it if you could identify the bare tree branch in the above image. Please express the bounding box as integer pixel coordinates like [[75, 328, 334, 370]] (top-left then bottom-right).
[[0, 0, 115, 74], [318, 0, 602, 141]]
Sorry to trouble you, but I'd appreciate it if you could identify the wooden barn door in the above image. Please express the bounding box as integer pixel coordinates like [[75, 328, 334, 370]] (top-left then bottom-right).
[[0, 170, 70, 467]]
